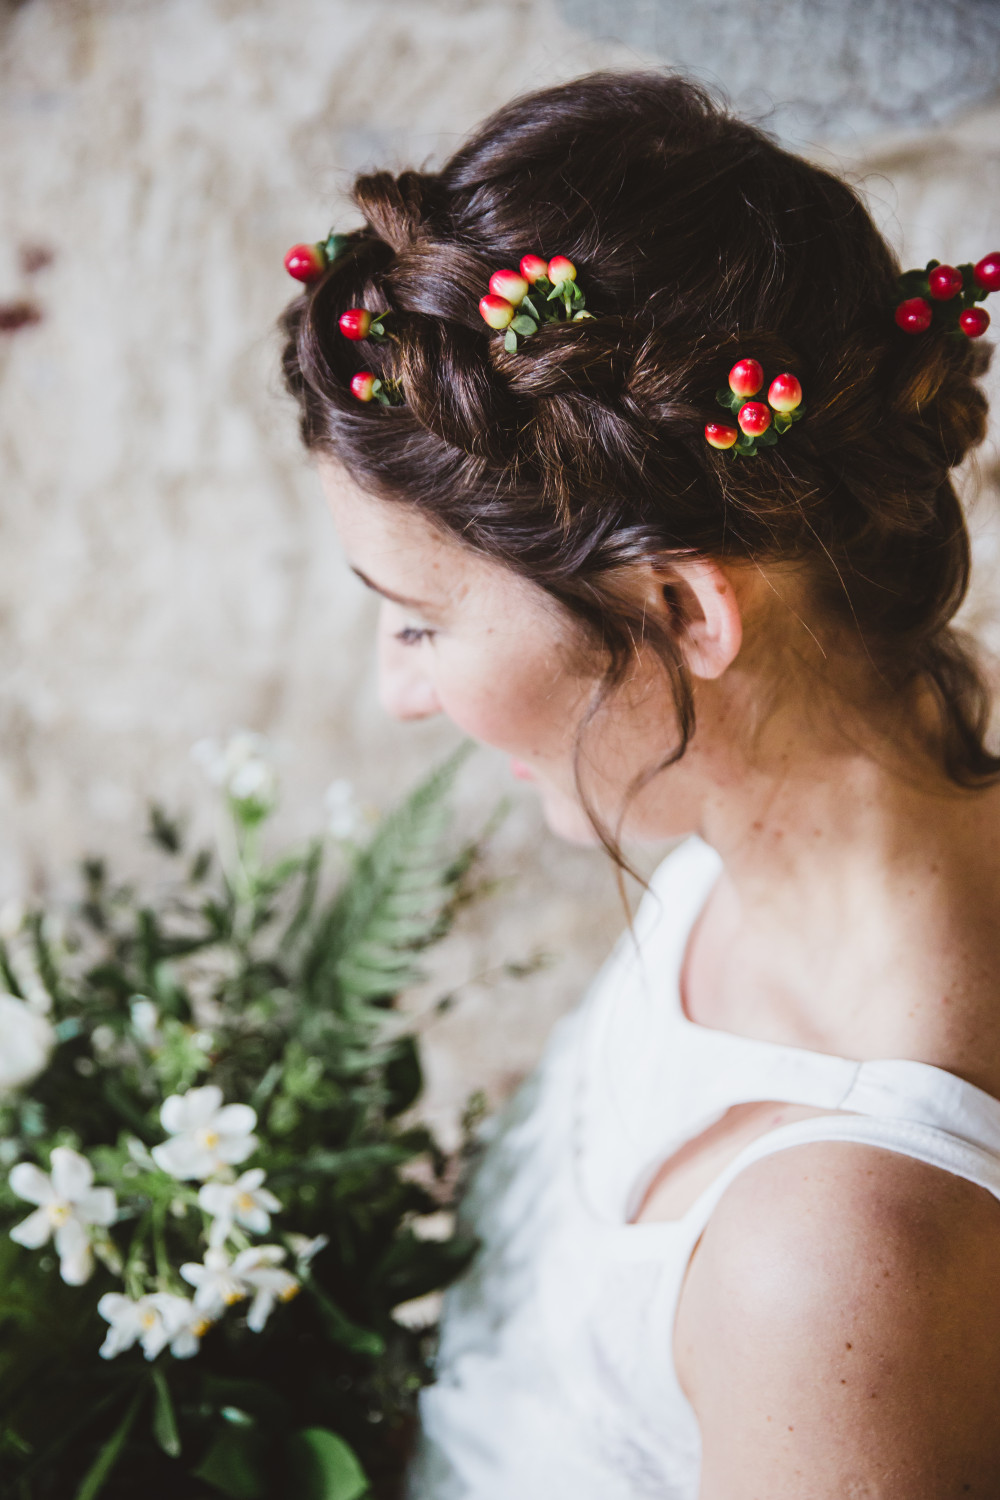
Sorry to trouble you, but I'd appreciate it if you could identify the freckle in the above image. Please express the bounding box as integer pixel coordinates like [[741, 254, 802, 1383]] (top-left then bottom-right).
[[845, 1342, 852, 1350], [787, 1425, 794, 1432], [840, 1379, 846, 1385]]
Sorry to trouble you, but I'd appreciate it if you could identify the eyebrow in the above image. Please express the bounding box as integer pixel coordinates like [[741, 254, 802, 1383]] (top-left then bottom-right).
[[350, 565, 435, 613]]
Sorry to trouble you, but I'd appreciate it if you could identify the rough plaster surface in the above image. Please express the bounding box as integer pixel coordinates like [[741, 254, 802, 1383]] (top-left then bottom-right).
[[1, 0, 998, 1137]]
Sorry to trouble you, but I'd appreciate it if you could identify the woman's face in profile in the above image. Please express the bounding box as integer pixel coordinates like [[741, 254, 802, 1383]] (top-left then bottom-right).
[[319, 461, 703, 846]]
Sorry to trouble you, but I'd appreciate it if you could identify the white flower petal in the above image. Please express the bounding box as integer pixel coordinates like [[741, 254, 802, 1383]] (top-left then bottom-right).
[[246, 1289, 275, 1333], [237, 1205, 271, 1235], [198, 1181, 233, 1215], [9, 1205, 52, 1249], [9, 1162, 54, 1206], [237, 1168, 265, 1192], [77, 1186, 117, 1227], [186, 1085, 225, 1124], [140, 1320, 170, 1361], [216, 1134, 257, 1167], [255, 1188, 282, 1214], [55, 1216, 93, 1284], [170, 1326, 201, 1359], [49, 1147, 94, 1201], [233, 1245, 286, 1274], [151, 1138, 208, 1181], [98, 1293, 133, 1322], [214, 1104, 257, 1137], [207, 1215, 234, 1249]]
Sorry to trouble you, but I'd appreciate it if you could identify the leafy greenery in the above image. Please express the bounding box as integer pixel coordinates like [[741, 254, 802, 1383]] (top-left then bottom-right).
[[0, 743, 493, 1500]]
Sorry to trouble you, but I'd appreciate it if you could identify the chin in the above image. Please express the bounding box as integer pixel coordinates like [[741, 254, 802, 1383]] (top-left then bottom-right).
[[538, 791, 603, 847]]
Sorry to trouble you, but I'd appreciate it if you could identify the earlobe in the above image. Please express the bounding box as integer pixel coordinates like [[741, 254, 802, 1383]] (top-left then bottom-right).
[[658, 559, 743, 681]]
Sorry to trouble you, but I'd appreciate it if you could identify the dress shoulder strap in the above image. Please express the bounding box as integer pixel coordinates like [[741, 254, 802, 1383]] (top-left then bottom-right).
[[685, 1108, 1000, 1242]]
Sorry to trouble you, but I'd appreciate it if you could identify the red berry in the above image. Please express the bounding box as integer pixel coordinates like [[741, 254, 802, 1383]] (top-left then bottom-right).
[[339, 308, 372, 341], [520, 254, 549, 284], [547, 256, 576, 285], [959, 306, 990, 338], [728, 359, 764, 398], [737, 402, 771, 437], [895, 297, 932, 333], [705, 422, 739, 451], [350, 372, 376, 402], [479, 294, 515, 330], [928, 264, 963, 300], [767, 373, 803, 413], [284, 242, 326, 282], [973, 253, 1000, 293], [489, 269, 529, 305]]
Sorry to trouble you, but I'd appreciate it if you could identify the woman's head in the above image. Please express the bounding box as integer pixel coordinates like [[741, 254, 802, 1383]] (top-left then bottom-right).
[[283, 71, 997, 847]]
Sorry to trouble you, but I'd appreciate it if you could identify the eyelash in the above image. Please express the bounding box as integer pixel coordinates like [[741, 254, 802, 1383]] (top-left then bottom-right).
[[394, 626, 434, 646]]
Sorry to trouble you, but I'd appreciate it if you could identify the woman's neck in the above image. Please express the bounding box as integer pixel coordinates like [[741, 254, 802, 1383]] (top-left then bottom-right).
[[685, 702, 1000, 1093]]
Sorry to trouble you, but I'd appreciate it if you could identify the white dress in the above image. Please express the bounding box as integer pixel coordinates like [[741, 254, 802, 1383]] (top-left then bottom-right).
[[409, 837, 1000, 1499]]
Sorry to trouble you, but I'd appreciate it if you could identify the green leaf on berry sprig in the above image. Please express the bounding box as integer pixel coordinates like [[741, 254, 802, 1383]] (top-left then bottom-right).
[[504, 329, 518, 353], [510, 314, 539, 336]]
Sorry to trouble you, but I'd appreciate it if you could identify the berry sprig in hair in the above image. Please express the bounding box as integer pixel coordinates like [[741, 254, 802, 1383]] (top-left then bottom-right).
[[283, 229, 350, 284], [705, 360, 804, 457], [895, 252, 1000, 339], [479, 255, 593, 352]]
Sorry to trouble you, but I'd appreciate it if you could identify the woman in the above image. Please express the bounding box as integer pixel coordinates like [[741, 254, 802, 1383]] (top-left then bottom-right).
[[281, 72, 1000, 1497]]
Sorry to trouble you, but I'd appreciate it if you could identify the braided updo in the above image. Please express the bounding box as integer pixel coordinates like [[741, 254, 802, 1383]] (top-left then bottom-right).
[[282, 71, 998, 786]]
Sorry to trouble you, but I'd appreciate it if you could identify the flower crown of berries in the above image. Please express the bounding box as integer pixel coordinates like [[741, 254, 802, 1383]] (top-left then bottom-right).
[[284, 231, 999, 440], [895, 251, 1000, 339]]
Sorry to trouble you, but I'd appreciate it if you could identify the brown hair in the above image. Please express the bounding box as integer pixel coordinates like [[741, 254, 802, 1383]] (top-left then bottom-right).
[[281, 70, 998, 808]]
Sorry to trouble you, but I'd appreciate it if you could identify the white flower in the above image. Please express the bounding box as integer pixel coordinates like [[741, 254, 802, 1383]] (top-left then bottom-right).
[[287, 1232, 329, 1267], [0, 993, 54, 1094], [151, 1085, 257, 1181], [97, 1291, 210, 1361], [234, 1245, 300, 1332], [9, 1147, 117, 1284], [199, 1167, 282, 1248], [180, 1246, 249, 1318], [324, 779, 363, 840], [192, 732, 277, 809], [180, 1245, 299, 1330]]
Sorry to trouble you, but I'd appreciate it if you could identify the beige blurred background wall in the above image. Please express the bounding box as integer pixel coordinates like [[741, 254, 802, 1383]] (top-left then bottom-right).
[[1, 0, 999, 1140]]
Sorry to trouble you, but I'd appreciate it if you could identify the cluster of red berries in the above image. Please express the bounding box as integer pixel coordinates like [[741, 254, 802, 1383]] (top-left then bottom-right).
[[479, 255, 592, 351], [895, 253, 1000, 338], [705, 361, 804, 456]]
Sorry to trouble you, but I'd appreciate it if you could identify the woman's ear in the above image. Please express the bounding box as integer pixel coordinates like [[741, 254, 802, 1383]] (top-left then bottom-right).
[[653, 558, 743, 680]]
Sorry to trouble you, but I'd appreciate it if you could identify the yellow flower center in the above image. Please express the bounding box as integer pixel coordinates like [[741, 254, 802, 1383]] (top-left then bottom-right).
[[280, 1281, 301, 1304], [196, 1128, 220, 1150], [224, 1288, 247, 1306], [193, 1317, 212, 1336], [236, 1193, 255, 1211], [141, 1310, 158, 1329], [47, 1202, 71, 1226]]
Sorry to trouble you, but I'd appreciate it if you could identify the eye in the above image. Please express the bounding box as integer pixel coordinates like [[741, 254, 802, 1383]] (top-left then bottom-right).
[[394, 625, 434, 646]]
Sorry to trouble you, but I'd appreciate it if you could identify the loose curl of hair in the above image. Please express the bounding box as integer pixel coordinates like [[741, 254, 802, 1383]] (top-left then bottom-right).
[[281, 70, 999, 841]]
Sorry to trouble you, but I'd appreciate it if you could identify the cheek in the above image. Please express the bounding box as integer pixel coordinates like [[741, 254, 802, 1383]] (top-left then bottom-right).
[[435, 644, 586, 761]]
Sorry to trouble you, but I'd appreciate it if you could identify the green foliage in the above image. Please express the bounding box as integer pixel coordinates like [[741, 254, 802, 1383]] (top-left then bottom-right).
[[0, 746, 494, 1500]]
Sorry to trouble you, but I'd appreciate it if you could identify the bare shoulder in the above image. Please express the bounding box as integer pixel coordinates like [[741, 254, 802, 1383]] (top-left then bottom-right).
[[676, 1141, 1000, 1499]]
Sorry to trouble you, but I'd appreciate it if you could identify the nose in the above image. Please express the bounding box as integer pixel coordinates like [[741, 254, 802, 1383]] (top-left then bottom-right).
[[376, 602, 441, 721]]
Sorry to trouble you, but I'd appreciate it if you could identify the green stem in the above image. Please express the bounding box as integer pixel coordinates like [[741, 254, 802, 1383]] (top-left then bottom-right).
[[73, 1387, 145, 1500], [124, 1210, 152, 1299], [152, 1199, 171, 1288]]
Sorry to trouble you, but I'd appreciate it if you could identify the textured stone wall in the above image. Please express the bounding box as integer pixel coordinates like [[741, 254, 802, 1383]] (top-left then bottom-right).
[[1, 0, 998, 1137]]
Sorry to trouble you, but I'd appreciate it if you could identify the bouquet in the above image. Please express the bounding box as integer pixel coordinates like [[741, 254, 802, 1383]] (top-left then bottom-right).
[[0, 738, 493, 1500]]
